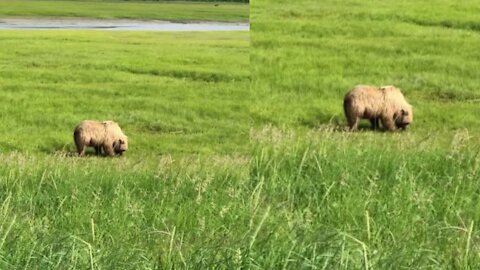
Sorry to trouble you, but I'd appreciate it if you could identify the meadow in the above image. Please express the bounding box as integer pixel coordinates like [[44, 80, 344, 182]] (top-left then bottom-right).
[[2, 0, 480, 269], [251, 0, 480, 132], [0, 30, 250, 156], [0, 0, 249, 22], [249, 0, 480, 268], [0, 29, 252, 268]]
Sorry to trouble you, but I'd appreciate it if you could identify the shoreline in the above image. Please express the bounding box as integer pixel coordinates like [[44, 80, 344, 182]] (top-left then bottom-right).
[[0, 17, 250, 31]]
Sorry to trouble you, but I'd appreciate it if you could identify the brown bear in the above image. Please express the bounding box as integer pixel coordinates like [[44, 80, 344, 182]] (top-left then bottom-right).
[[73, 120, 128, 156], [343, 85, 413, 131]]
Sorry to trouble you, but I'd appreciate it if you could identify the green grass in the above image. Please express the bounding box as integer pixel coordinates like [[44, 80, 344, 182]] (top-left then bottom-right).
[[0, 30, 249, 155], [2, 0, 480, 268], [0, 1, 251, 266], [248, 0, 480, 268], [249, 126, 480, 269], [0, 0, 249, 22], [0, 29, 251, 269], [251, 0, 480, 132], [0, 152, 252, 269]]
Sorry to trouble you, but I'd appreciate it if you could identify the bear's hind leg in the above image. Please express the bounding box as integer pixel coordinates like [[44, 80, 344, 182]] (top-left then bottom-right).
[[370, 117, 380, 130], [95, 145, 102, 155]]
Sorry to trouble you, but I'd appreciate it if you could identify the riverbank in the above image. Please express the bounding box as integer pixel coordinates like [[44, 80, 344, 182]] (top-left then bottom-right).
[[0, 18, 249, 31]]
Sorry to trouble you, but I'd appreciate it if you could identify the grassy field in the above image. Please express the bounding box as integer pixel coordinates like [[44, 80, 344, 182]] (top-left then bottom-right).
[[251, 0, 480, 132], [250, 0, 480, 268], [0, 0, 249, 22], [0, 29, 251, 268], [2, 0, 480, 269], [0, 31, 249, 156], [0, 0, 252, 268]]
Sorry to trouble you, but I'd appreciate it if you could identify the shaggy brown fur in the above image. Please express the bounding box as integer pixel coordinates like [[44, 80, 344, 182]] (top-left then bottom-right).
[[73, 120, 128, 156], [343, 85, 413, 131]]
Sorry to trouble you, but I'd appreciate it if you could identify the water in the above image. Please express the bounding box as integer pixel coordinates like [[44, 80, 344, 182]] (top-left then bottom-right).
[[0, 18, 249, 31]]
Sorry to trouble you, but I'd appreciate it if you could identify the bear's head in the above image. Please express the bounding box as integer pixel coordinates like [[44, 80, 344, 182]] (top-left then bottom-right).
[[113, 135, 128, 155], [394, 107, 413, 130]]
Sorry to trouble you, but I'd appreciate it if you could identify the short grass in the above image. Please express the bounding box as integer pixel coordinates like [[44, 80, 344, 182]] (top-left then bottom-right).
[[249, 0, 480, 268], [251, 0, 480, 133], [0, 0, 249, 22], [0, 30, 250, 156]]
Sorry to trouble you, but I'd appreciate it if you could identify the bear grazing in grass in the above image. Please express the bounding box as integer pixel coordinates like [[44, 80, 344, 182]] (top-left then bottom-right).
[[74, 120, 128, 156], [343, 85, 413, 131]]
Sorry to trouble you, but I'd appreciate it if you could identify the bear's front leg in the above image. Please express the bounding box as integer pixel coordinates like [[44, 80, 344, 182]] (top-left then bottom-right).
[[381, 116, 396, 132], [103, 144, 115, 157]]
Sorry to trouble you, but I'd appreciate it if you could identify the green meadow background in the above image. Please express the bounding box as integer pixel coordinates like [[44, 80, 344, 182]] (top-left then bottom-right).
[[0, 0, 249, 22], [250, 0, 480, 268], [251, 0, 480, 131], [0, 30, 250, 156], [1, 0, 480, 269], [0, 1, 252, 269]]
